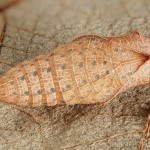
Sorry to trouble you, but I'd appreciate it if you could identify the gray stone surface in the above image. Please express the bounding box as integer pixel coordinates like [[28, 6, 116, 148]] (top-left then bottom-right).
[[0, 0, 150, 149]]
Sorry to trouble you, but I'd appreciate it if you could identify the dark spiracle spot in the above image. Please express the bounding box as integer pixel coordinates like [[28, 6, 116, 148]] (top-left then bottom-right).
[[106, 90, 110, 93], [37, 90, 42, 95], [106, 70, 110, 75], [33, 71, 38, 76], [78, 62, 83, 68], [95, 74, 100, 80], [114, 48, 118, 52], [61, 64, 66, 70], [84, 47, 88, 50], [47, 67, 51, 73], [91, 60, 96, 66], [50, 88, 55, 93], [24, 91, 29, 96], [21, 75, 25, 80], [82, 79, 87, 84], [12, 92, 16, 95], [91, 37, 96, 40], [66, 84, 71, 89], [103, 60, 107, 65]]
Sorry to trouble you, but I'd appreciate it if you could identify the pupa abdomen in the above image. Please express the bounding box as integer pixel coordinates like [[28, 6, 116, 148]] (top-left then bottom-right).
[[0, 31, 149, 106]]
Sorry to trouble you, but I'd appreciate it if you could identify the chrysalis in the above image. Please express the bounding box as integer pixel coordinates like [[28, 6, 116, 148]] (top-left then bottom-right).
[[0, 31, 150, 107], [0, 31, 150, 150]]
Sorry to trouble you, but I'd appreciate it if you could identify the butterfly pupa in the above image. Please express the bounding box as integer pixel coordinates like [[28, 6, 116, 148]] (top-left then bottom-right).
[[0, 31, 149, 106], [0, 31, 150, 150]]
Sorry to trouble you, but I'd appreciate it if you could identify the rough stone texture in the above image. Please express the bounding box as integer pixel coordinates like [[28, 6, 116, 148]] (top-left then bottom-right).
[[0, 0, 150, 150]]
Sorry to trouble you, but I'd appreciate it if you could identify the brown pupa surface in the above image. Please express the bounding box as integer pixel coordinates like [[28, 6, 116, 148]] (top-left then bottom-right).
[[0, 31, 150, 107]]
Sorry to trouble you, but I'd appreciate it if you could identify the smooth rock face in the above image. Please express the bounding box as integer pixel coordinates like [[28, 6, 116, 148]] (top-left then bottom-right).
[[0, 0, 150, 150]]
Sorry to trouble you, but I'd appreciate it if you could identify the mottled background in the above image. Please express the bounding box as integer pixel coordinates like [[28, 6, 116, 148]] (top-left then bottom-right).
[[0, 0, 150, 149]]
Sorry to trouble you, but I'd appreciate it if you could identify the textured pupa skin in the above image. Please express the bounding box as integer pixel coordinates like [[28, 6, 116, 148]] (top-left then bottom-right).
[[0, 31, 150, 107]]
